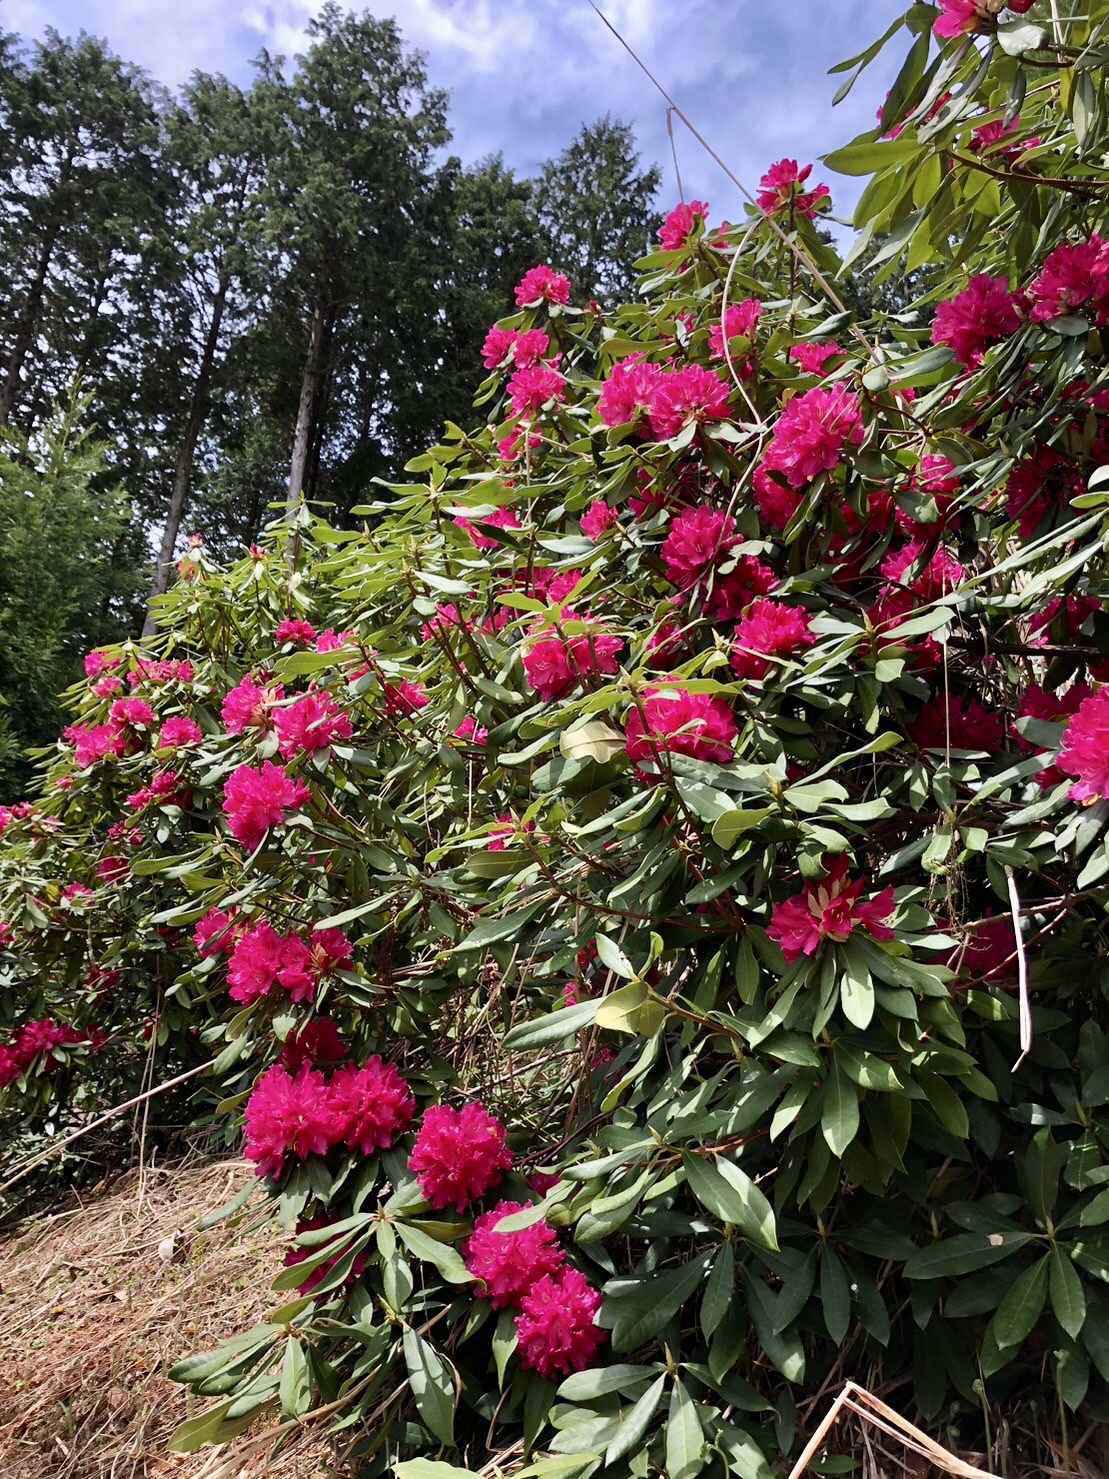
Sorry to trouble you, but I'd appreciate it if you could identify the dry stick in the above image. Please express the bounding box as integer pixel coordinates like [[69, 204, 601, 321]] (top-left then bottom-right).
[[0, 1059, 212, 1197], [1004, 864, 1033, 1072], [786, 1380, 1003, 1479]]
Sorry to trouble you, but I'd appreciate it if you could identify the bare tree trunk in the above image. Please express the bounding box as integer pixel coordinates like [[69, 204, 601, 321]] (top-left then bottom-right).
[[287, 281, 327, 513], [0, 217, 64, 428], [142, 276, 230, 636]]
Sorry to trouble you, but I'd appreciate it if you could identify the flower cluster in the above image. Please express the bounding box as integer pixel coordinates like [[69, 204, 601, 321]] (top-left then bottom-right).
[[0, 1019, 102, 1087], [221, 761, 310, 850], [625, 684, 738, 767], [769, 856, 896, 963], [408, 1102, 513, 1213], [243, 1055, 413, 1180]]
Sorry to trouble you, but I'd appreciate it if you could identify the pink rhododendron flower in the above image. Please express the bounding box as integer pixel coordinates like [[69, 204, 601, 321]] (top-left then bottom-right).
[[275, 619, 316, 645], [661, 506, 737, 590], [1029, 594, 1100, 645], [658, 199, 709, 251], [464, 1200, 565, 1309], [1058, 687, 1109, 802], [409, 1102, 513, 1213], [274, 689, 352, 758], [709, 299, 762, 361], [0, 1019, 98, 1086], [1028, 235, 1109, 324], [60, 883, 93, 905], [768, 856, 896, 963], [528, 567, 583, 604], [194, 907, 241, 958], [64, 722, 127, 769], [912, 694, 1004, 752], [227, 921, 315, 1005], [753, 466, 804, 530], [514, 265, 572, 307], [243, 1064, 338, 1180], [309, 926, 354, 978], [580, 500, 617, 539], [1005, 447, 1081, 536], [515, 1267, 605, 1378], [222, 675, 285, 734], [932, 275, 1023, 367], [222, 761, 310, 851], [96, 855, 129, 884], [129, 659, 194, 686], [648, 365, 731, 441], [84, 651, 119, 678], [454, 716, 489, 745], [705, 556, 779, 624], [110, 697, 155, 731], [482, 326, 551, 370], [328, 1057, 415, 1154], [454, 505, 522, 551], [488, 813, 536, 851], [508, 362, 566, 419], [1015, 682, 1091, 786], [126, 768, 184, 812], [880, 542, 965, 602], [943, 915, 1020, 981], [421, 603, 467, 642], [93, 675, 122, 698], [522, 625, 622, 702], [597, 356, 663, 428], [625, 685, 738, 766], [971, 118, 1039, 158], [730, 600, 816, 680], [315, 629, 356, 653], [280, 1018, 347, 1072], [757, 159, 830, 217], [763, 384, 865, 489], [790, 341, 844, 376], [933, 0, 982, 38], [158, 716, 203, 749], [384, 679, 429, 718], [482, 326, 517, 369]]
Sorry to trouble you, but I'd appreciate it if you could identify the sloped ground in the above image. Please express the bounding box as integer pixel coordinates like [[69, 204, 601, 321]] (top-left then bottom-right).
[[0, 1155, 334, 1478]]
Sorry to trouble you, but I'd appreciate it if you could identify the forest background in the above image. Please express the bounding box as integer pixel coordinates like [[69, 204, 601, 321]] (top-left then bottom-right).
[[0, 1, 673, 796]]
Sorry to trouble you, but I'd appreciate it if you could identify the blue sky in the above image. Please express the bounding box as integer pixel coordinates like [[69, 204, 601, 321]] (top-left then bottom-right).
[[5, 0, 901, 223]]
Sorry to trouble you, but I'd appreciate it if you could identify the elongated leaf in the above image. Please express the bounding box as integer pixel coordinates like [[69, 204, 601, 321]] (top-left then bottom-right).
[[1049, 1246, 1087, 1339], [403, 1328, 456, 1446], [604, 1374, 665, 1464], [822, 1062, 860, 1157], [665, 1379, 705, 1479], [989, 1255, 1048, 1349]]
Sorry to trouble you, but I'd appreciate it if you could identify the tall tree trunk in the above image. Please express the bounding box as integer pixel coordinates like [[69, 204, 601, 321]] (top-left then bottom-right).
[[0, 216, 64, 428], [287, 280, 327, 512], [142, 275, 230, 636]]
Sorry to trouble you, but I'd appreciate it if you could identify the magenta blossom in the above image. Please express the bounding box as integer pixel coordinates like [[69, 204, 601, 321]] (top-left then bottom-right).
[[757, 159, 830, 218], [625, 684, 737, 766], [514, 265, 571, 307], [1058, 687, 1109, 802], [730, 599, 816, 681], [768, 856, 896, 963], [648, 365, 732, 441], [222, 761, 310, 851], [658, 199, 709, 251], [932, 275, 1023, 367]]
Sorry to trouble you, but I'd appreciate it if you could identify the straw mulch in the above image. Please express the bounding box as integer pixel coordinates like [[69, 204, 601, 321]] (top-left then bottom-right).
[[0, 1155, 335, 1478]]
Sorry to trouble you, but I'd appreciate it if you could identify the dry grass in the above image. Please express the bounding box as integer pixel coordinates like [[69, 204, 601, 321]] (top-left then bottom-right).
[[0, 1154, 335, 1479]]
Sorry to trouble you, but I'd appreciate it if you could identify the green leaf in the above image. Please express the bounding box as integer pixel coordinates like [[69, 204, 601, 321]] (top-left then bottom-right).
[[595, 932, 635, 979], [604, 1373, 665, 1464], [700, 1242, 735, 1340], [824, 136, 919, 175], [557, 1366, 659, 1402], [995, 17, 1048, 55], [688, 1153, 779, 1251], [503, 999, 599, 1050], [822, 1062, 860, 1157], [595, 981, 664, 1036], [1049, 1246, 1087, 1339], [989, 1256, 1048, 1349], [279, 1336, 310, 1420], [402, 1328, 456, 1446], [839, 959, 875, 1030], [711, 807, 775, 848], [457, 904, 543, 951], [903, 1231, 1034, 1279], [560, 720, 624, 763], [665, 1379, 705, 1479], [395, 1462, 480, 1479], [395, 1222, 474, 1284], [600, 1250, 713, 1352], [820, 1247, 851, 1344]]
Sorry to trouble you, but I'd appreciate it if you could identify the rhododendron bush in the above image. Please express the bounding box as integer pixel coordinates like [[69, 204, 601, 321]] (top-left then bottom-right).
[[4, 3, 1109, 1473]]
